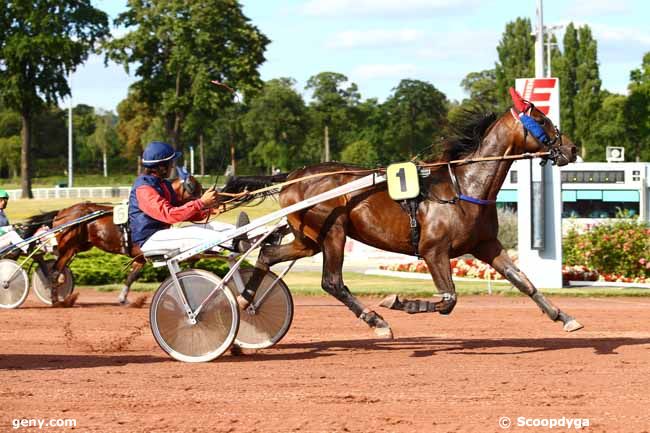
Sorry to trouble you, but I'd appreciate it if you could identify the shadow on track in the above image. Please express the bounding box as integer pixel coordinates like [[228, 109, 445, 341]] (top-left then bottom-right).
[[0, 354, 169, 371], [223, 336, 650, 363]]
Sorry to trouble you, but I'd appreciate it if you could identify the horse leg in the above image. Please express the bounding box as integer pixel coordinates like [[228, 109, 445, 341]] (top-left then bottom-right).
[[50, 248, 78, 308], [380, 247, 457, 315], [118, 259, 145, 305], [320, 225, 393, 338], [238, 236, 320, 308], [473, 239, 583, 332]]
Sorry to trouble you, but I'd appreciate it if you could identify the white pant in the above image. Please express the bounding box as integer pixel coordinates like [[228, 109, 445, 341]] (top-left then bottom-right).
[[0, 226, 27, 253], [140, 221, 236, 254]]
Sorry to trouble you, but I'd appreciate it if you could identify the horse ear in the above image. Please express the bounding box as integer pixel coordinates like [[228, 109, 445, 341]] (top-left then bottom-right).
[[175, 166, 189, 181], [509, 87, 528, 112]]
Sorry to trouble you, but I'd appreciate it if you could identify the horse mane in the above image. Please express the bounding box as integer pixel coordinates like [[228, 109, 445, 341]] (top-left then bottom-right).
[[16, 210, 60, 238], [430, 108, 499, 162], [220, 173, 289, 210]]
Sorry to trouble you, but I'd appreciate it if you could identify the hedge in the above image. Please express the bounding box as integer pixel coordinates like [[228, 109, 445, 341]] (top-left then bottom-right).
[[65, 248, 233, 285], [563, 219, 650, 279]]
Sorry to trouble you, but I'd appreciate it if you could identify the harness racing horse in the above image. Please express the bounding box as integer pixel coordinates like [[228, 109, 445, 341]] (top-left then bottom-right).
[[47, 171, 203, 307], [228, 88, 582, 338]]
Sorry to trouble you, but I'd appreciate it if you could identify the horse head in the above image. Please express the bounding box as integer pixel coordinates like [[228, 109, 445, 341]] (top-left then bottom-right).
[[508, 87, 577, 167], [171, 166, 203, 203]]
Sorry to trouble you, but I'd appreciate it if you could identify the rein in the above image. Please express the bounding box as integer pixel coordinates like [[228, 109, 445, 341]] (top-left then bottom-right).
[[218, 150, 551, 206]]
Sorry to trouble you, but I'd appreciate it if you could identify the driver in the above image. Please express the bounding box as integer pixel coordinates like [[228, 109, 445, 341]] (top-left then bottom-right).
[[129, 141, 221, 249], [130, 141, 252, 256], [0, 189, 28, 254]]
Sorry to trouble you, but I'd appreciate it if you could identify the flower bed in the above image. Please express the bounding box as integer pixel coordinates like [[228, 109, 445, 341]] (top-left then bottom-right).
[[380, 254, 647, 285]]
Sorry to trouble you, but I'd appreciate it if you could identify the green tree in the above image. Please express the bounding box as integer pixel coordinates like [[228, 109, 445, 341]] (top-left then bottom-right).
[[87, 110, 119, 176], [116, 90, 157, 161], [108, 0, 269, 154], [382, 79, 448, 161], [0, 0, 109, 197], [71, 104, 97, 172], [242, 78, 309, 172], [449, 69, 499, 130], [460, 69, 499, 110], [555, 23, 578, 140], [305, 72, 361, 161], [341, 140, 379, 167], [574, 26, 601, 160], [0, 135, 21, 178], [495, 18, 535, 110], [590, 92, 630, 161], [626, 52, 650, 162]]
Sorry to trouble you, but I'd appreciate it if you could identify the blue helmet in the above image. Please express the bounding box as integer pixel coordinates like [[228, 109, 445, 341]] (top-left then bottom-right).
[[142, 141, 181, 168]]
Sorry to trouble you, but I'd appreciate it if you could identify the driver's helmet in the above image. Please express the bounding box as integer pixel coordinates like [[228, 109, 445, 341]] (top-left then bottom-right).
[[142, 141, 181, 168]]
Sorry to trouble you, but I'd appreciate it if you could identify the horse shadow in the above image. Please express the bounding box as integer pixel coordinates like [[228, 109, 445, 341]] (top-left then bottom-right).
[[223, 335, 650, 363]]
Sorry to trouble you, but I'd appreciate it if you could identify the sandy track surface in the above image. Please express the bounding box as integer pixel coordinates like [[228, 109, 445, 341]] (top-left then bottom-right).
[[2, 289, 650, 432]]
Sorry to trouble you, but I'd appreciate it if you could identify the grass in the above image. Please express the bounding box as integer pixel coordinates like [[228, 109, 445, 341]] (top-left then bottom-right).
[[91, 271, 649, 297]]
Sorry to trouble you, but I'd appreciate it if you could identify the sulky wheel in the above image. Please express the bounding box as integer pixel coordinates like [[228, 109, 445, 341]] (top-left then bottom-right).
[[31, 259, 75, 305], [149, 269, 239, 363], [228, 268, 293, 350], [0, 259, 29, 309]]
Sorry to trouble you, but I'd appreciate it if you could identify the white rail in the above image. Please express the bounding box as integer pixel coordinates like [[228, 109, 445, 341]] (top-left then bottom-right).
[[4, 187, 130, 200]]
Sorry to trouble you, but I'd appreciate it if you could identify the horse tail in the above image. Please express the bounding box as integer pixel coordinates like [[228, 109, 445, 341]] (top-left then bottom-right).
[[220, 173, 289, 210]]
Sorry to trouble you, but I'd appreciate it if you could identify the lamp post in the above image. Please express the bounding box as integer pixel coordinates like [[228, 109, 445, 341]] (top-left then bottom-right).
[[68, 70, 73, 188], [545, 24, 564, 77]]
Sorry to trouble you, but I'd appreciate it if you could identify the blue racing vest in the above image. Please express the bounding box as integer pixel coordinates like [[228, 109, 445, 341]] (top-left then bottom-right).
[[128, 175, 178, 246]]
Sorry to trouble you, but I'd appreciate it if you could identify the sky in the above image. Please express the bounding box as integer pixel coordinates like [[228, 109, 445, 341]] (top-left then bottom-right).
[[70, 0, 650, 112]]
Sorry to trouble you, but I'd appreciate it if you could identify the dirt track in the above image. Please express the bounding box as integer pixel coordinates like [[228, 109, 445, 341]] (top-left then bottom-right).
[[1, 289, 650, 433]]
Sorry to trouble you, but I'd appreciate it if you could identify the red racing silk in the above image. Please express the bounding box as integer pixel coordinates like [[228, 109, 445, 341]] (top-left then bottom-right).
[[136, 185, 208, 224]]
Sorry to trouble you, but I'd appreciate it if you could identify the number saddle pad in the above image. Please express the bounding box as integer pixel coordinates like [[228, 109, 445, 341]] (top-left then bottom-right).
[[386, 162, 420, 200]]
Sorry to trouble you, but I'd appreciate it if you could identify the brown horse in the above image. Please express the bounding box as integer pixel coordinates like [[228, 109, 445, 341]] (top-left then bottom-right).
[[229, 93, 581, 338], [47, 175, 203, 306]]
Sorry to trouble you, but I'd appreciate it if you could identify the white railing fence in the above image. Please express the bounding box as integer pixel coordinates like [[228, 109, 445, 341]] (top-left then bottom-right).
[[5, 186, 131, 200]]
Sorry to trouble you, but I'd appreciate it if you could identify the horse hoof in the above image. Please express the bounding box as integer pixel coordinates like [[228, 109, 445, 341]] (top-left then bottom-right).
[[57, 293, 79, 308], [236, 295, 251, 310], [127, 295, 147, 308], [563, 319, 584, 332], [230, 344, 244, 356], [374, 326, 393, 339], [378, 294, 399, 309]]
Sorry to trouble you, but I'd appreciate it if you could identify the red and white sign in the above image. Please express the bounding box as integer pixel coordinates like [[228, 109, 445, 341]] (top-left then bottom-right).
[[515, 78, 560, 129]]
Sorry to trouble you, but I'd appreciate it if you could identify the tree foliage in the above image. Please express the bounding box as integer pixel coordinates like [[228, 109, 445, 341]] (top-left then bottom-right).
[[108, 0, 269, 154], [555, 23, 578, 140], [494, 18, 534, 110], [574, 26, 601, 159], [305, 72, 361, 161], [341, 140, 379, 167], [382, 79, 448, 161], [0, 0, 109, 196], [242, 78, 309, 171], [626, 52, 650, 162]]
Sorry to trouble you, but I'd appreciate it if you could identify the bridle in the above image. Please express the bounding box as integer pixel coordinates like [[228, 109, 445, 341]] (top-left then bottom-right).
[[510, 102, 569, 166], [175, 166, 199, 198]]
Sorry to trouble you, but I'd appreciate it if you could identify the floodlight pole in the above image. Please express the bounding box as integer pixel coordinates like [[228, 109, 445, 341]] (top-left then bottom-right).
[[68, 70, 74, 188]]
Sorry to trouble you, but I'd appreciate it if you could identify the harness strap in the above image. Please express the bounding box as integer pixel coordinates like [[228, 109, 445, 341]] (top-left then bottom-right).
[[399, 198, 422, 258], [446, 164, 496, 206], [120, 224, 131, 255]]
